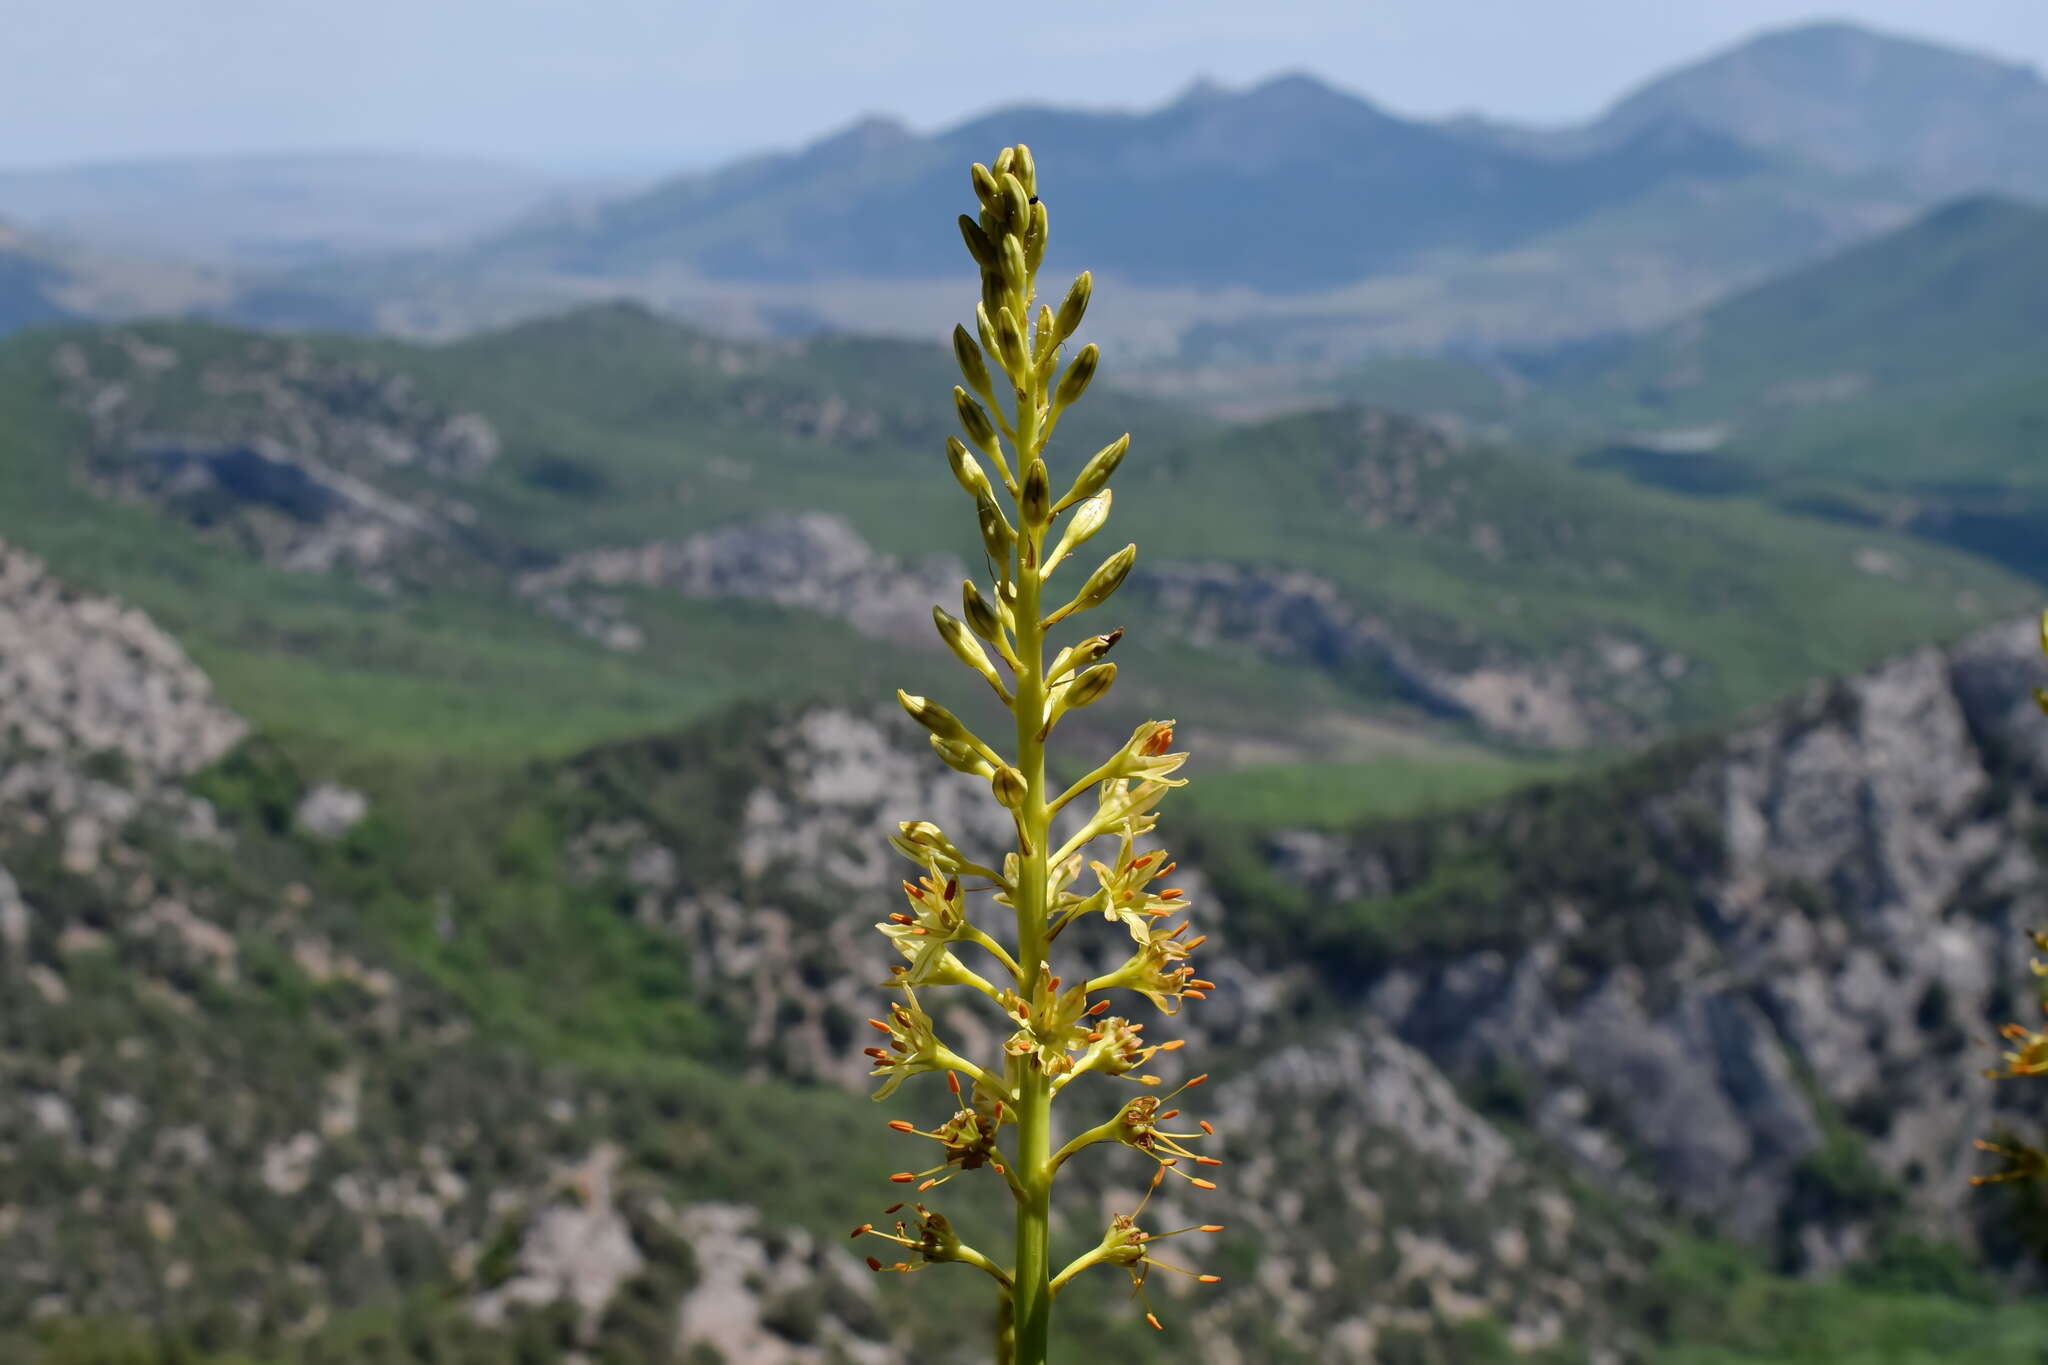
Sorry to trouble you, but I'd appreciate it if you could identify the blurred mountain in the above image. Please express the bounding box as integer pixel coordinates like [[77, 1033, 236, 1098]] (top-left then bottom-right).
[[1328, 192, 2048, 584], [0, 216, 229, 333], [1566, 194, 2048, 430], [1581, 21, 2048, 197], [0, 150, 595, 265], [482, 74, 1770, 293]]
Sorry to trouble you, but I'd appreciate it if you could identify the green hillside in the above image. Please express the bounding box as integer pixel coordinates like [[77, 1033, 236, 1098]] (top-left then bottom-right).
[[0, 306, 2030, 770]]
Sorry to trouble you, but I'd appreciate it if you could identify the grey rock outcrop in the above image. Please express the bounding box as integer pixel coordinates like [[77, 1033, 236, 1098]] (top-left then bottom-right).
[[1139, 559, 1684, 747], [51, 330, 496, 585], [519, 512, 963, 650], [1260, 615, 2048, 1266], [0, 538, 245, 776]]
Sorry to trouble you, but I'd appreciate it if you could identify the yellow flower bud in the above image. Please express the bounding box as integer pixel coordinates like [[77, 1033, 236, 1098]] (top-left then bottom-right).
[[929, 734, 993, 778], [1001, 233, 1029, 295], [1055, 434, 1127, 513], [1000, 172, 1030, 231], [970, 162, 1000, 208], [898, 690, 971, 744], [957, 215, 995, 269], [1045, 543, 1136, 625], [991, 764, 1028, 809], [934, 606, 1002, 690], [954, 386, 1000, 458], [1055, 272, 1091, 342], [953, 325, 994, 401], [962, 579, 1004, 645], [1053, 344, 1098, 413], [1065, 662, 1116, 709], [946, 437, 994, 502], [977, 496, 1015, 566], [1026, 199, 1049, 273], [1012, 143, 1037, 198], [1021, 459, 1051, 528], [995, 307, 1028, 373]]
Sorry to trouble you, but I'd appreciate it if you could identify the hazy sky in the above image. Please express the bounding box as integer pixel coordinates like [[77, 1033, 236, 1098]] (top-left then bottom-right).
[[9, 1, 2048, 172]]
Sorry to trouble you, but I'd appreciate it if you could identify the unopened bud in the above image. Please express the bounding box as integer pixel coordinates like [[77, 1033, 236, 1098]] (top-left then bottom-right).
[[1012, 143, 1037, 197], [957, 215, 995, 269], [954, 387, 999, 456], [953, 326, 993, 399], [934, 606, 1000, 684], [1033, 304, 1056, 364], [995, 307, 1027, 372], [977, 497, 1014, 565], [1057, 434, 1127, 512], [962, 580, 1003, 644], [1053, 344, 1098, 411], [931, 734, 993, 778], [1001, 233, 1028, 294], [1000, 172, 1030, 230], [1021, 460, 1050, 527], [898, 690, 971, 744], [946, 437, 993, 501], [1046, 543, 1136, 623], [1053, 492, 1113, 569], [1055, 271, 1092, 341], [990, 765, 1028, 809], [970, 162, 1000, 208], [1026, 200, 1048, 272], [1066, 663, 1116, 709]]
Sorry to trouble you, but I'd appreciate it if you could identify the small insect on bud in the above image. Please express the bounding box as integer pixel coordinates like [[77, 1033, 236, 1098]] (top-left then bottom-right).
[[954, 387, 1000, 458], [991, 764, 1029, 809], [946, 437, 994, 502], [1056, 433, 1127, 513], [1065, 662, 1116, 709], [1021, 459, 1051, 527], [1045, 543, 1136, 624], [957, 215, 995, 269], [962, 579, 1004, 645], [1053, 343, 1099, 412], [952, 326, 994, 400], [1055, 271, 1092, 342]]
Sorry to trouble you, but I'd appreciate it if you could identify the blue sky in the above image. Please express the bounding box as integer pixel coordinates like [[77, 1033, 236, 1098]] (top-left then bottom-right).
[[9, 0, 2048, 171]]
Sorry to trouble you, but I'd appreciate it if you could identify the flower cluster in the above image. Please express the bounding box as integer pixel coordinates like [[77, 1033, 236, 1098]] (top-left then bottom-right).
[[1974, 614, 2048, 1191], [848, 144, 1221, 1363]]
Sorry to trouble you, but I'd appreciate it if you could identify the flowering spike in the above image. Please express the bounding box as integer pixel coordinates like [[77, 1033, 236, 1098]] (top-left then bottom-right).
[[864, 143, 1215, 1365]]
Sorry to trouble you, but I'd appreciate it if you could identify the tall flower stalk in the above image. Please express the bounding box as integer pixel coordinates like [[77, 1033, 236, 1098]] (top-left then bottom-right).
[[853, 144, 1221, 1363]]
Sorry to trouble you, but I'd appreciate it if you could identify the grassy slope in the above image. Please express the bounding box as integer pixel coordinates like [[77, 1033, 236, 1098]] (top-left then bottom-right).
[[342, 310, 2035, 736]]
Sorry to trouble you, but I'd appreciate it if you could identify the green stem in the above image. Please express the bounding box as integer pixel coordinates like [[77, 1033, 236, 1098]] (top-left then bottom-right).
[[1009, 322, 1055, 1365]]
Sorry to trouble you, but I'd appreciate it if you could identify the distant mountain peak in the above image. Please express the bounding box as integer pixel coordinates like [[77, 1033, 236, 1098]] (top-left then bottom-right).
[[808, 113, 917, 159], [1589, 18, 2048, 193]]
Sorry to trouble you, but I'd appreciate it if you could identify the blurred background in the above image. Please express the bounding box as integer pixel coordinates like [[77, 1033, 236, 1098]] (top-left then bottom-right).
[[9, 2, 2048, 1361]]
